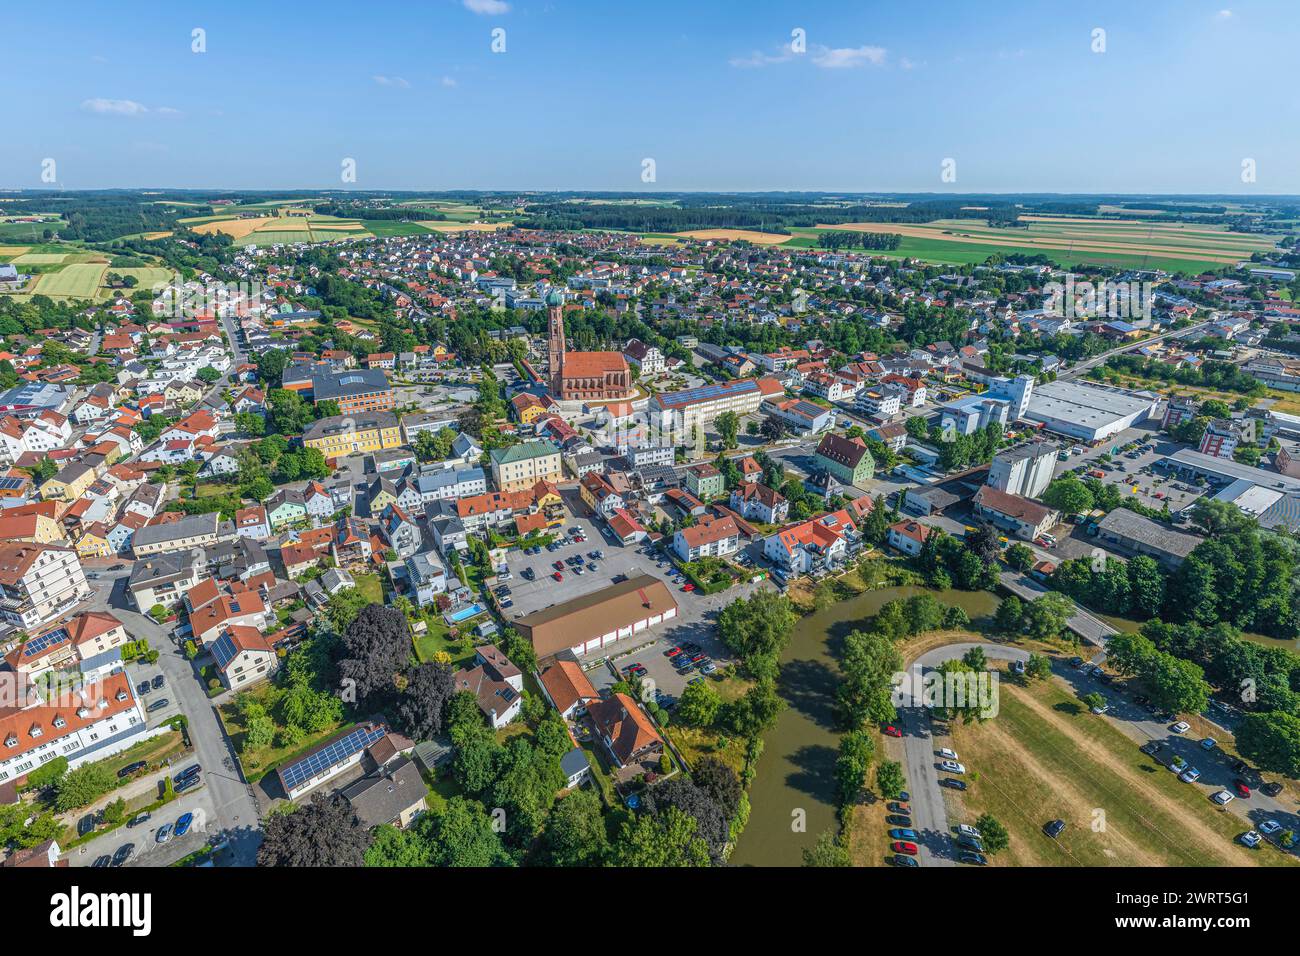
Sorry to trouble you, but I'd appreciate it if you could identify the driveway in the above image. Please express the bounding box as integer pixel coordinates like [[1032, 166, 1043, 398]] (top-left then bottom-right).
[[894, 641, 1031, 867]]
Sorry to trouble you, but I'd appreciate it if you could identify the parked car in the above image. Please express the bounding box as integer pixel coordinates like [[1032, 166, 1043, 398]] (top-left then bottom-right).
[[146, 698, 170, 713], [891, 841, 919, 855], [1170, 721, 1190, 734], [886, 815, 912, 827], [175, 774, 201, 794], [1233, 779, 1252, 798], [1200, 737, 1217, 751], [552, 572, 563, 582], [117, 760, 147, 780], [175, 763, 201, 781], [136, 680, 151, 696], [938, 747, 958, 761], [151, 674, 165, 690], [1239, 830, 1262, 849], [1259, 819, 1282, 835], [128, 812, 151, 828], [887, 801, 911, 815], [957, 834, 985, 852], [1261, 782, 1283, 797], [1179, 767, 1201, 784], [882, 725, 902, 738], [891, 853, 919, 867], [939, 760, 966, 775], [111, 843, 135, 866], [957, 823, 981, 839], [155, 823, 174, 844], [174, 812, 193, 837], [1043, 819, 1066, 839], [889, 828, 919, 841], [1210, 790, 1234, 806], [92, 855, 112, 868], [959, 851, 988, 866], [941, 779, 967, 791]]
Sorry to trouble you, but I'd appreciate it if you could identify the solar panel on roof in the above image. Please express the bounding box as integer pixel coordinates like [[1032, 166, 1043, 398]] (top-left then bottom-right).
[[278, 723, 387, 792], [21, 627, 71, 659], [0, 477, 26, 490]]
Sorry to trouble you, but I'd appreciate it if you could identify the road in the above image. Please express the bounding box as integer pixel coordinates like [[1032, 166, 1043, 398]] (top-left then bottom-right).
[[998, 571, 1118, 647], [93, 568, 263, 864], [1056, 320, 1213, 381], [894, 641, 1030, 867]]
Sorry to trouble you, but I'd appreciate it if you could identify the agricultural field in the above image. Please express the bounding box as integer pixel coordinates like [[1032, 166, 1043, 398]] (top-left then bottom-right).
[[188, 212, 371, 246], [11, 252, 68, 265], [808, 215, 1280, 273], [946, 673, 1292, 867], [31, 261, 108, 298], [418, 220, 512, 233], [105, 265, 175, 291], [674, 228, 793, 244]]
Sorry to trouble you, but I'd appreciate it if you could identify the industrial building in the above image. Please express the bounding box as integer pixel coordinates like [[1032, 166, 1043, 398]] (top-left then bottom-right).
[[1022, 380, 1158, 443]]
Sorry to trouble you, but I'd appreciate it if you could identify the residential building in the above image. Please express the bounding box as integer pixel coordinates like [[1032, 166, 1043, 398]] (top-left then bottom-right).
[[302, 411, 402, 459], [0, 544, 91, 632], [132, 512, 229, 557], [211, 624, 279, 688], [672, 514, 740, 562], [814, 433, 875, 488], [729, 482, 789, 524], [588, 693, 664, 769], [452, 646, 525, 729], [763, 508, 859, 573], [972, 485, 1061, 541], [490, 441, 562, 493], [684, 462, 724, 500]]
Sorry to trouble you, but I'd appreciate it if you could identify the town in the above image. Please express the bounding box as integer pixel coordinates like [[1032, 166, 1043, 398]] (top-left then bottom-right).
[[1, 186, 1300, 877]]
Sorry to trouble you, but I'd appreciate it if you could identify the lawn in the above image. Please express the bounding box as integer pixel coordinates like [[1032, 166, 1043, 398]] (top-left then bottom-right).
[[353, 571, 384, 605], [946, 671, 1296, 867], [412, 618, 476, 667]]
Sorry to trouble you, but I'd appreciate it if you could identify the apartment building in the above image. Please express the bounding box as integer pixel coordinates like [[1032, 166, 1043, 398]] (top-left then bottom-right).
[[672, 514, 740, 562], [131, 512, 232, 558], [0, 543, 91, 632]]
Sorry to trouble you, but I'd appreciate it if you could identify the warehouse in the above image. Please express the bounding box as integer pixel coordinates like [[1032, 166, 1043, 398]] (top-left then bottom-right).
[[1022, 380, 1157, 442], [514, 574, 678, 660]]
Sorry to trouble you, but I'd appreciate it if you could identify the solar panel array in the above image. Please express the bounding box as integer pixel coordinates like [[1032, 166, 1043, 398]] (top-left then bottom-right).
[[0, 477, 26, 491], [657, 378, 758, 408], [21, 627, 71, 659], [278, 723, 388, 792]]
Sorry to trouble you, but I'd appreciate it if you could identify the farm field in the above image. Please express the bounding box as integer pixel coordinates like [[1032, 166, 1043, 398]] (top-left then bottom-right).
[[362, 220, 436, 237], [418, 221, 512, 233], [946, 671, 1292, 867], [106, 266, 174, 290], [674, 228, 793, 244], [32, 261, 108, 298], [806, 215, 1279, 274], [11, 252, 68, 265], [188, 212, 372, 246]]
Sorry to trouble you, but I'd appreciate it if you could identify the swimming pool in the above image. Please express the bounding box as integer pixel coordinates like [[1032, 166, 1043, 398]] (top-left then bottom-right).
[[447, 603, 487, 624]]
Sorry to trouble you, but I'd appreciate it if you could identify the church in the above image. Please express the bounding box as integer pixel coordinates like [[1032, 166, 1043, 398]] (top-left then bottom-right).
[[546, 291, 634, 402]]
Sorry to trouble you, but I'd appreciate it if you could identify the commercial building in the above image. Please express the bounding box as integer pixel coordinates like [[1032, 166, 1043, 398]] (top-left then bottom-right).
[[131, 512, 231, 558], [1022, 380, 1157, 443], [987, 441, 1057, 500], [490, 441, 562, 493], [302, 411, 402, 459], [514, 574, 678, 659]]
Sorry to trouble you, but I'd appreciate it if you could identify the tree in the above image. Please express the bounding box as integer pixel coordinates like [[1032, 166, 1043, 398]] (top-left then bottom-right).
[[366, 797, 513, 867], [538, 788, 608, 866], [692, 756, 743, 820], [1126, 555, 1166, 619], [678, 678, 722, 726], [1144, 654, 1210, 715], [324, 587, 370, 632], [718, 590, 798, 680], [1005, 542, 1035, 572], [836, 627, 902, 729], [258, 794, 370, 867], [608, 806, 711, 867], [337, 604, 412, 708], [54, 762, 116, 812], [976, 813, 1010, 854], [834, 730, 876, 808], [1023, 592, 1075, 639], [802, 829, 851, 867], [643, 776, 730, 862], [994, 595, 1024, 635], [876, 760, 906, 799], [1236, 711, 1300, 778], [1042, 476, 1095, 515], [1025, 653, 1052, 681], [716, 411, 740, 450], [395, 662, 455, 739], [723, 680, 785, 738]]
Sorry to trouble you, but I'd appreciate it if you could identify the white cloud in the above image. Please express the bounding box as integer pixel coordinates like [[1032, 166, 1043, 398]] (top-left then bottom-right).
[[811, 45, 887, 69], [154, 106, 183, 116], [1217, 9, 1233, 18], [81, 98, 149, 116], [729, 48, 793, 69], [372, 75, 411, 88], [440, 76, 458, 88], [463, 0, 509, 14]]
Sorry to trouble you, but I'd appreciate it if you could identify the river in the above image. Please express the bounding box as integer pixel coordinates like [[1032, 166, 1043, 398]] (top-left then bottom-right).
[[730, 585, 1000, 867]]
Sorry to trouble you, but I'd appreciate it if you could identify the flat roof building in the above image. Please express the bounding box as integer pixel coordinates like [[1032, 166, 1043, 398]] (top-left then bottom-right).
[[1023, 380, 1157, 442]]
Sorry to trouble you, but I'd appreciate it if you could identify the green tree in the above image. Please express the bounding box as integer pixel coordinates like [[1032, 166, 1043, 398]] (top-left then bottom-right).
[[802, 829, 851, 867], [1042, 476, 1095, 515], [678, 678, 722, 726], [976, 813, 1010, 854], [718, 590, 798, 680], [1023, 592, 1075, 640], [875, 760, 906, 799], [716, 411, 740, 450], [1236, 711, 1300, 778], [608, 806, 711, 867], [834, 730, 876, 808], [994, 595, 1024, 635], [1004, 542, 1035, 571]]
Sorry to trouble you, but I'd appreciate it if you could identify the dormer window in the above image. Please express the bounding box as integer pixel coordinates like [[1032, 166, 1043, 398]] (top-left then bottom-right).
[[76, 707, 90, 719], [115, 690, 127, 702], [29, 724, 42, 738], [4, 734, 17, 748], [52, 716, 66, 729]]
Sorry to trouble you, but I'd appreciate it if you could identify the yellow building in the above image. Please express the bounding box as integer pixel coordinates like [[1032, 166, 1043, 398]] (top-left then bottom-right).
[[302, 411, 402, 459], [76, 525, 112, 558], [39, 462, 96, 502], [0, 511, 65, 545], [489, 441, 563, 494]]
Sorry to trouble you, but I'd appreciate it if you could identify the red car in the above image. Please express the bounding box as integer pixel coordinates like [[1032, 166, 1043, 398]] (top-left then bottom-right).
[[665, 647, 683, 658], [882, 725, 902, 738], [681, 583, 695, 592], [1234, 779, 1252, 798], [553, 561, 565, 571], [891, 841, 918, 856], [552, 571, 564, 581]]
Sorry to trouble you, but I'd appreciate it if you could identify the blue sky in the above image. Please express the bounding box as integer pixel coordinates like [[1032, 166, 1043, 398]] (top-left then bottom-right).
[[3, 0, 1296, 193]]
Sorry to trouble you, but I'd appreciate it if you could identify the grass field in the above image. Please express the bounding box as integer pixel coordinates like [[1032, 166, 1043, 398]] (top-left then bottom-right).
[[106, 266, 175, 290], [12, 252, 67, 265], [363, 220, 436, 237], [32, 262, 108, 298], [946, 669, 1293, 867], [418, 221, 512, 233]]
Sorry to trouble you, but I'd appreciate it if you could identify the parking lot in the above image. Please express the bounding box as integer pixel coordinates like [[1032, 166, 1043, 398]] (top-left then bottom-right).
[[65, 781, 216, 868]]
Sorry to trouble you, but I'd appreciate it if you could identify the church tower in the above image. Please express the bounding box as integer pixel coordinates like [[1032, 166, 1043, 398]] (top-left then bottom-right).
[[546, 290, 565, 397]]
